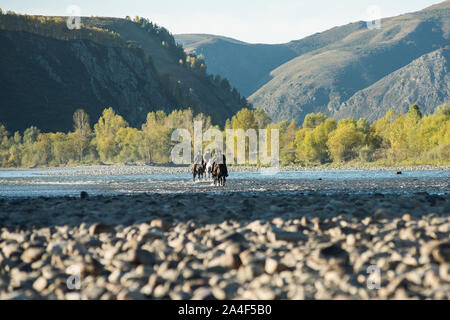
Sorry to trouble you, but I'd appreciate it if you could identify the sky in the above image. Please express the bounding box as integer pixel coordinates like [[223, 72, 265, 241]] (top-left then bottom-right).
[[0, 0, 444, 43]]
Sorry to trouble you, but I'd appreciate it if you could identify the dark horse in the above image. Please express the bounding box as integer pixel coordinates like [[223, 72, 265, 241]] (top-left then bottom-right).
[[192, 163, 206, 181], [212, 163, 226, 186]]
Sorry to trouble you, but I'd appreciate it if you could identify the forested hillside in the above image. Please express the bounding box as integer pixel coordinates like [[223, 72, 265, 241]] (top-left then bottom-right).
[[0, 12, 250, 133]]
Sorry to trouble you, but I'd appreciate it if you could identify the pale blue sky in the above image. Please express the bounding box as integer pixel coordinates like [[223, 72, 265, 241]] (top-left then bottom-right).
[[0, 0, 444, 43]]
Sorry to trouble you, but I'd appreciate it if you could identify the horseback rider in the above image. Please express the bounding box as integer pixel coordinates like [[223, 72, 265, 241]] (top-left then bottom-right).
[[212, 150, 228, 177], [194, 150, 203, 165], [204, 149, 212, 164]]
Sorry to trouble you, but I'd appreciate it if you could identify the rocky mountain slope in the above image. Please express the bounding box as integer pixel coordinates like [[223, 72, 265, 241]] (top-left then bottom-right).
[[335, 47, 450, 121], [249, 1, 450, 123], [174, 22, 367, 98], [177, 1, 450, 124]]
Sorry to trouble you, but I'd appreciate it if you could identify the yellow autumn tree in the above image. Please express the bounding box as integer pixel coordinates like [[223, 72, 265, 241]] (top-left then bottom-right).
[[93, 108, 128, 162]]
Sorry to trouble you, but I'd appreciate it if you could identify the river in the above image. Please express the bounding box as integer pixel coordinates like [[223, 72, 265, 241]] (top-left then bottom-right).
[[0, 166, 448, 197]]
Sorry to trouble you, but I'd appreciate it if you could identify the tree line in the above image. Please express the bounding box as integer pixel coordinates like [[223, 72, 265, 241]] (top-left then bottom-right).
[[0, 104, 448, 168]]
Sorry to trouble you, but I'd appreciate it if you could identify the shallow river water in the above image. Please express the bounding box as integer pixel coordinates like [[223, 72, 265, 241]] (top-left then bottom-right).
[[0, 167, 448, 197]]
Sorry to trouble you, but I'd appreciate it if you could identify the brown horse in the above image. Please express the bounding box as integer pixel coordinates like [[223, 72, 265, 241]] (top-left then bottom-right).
[[212, 163, 226, 186], [192, 163, 206, 181]]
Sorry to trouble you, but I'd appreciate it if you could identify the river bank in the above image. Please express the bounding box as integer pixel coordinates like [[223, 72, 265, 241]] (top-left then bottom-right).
[[0, 191, 449, 300], [1, 164, 449, 174]]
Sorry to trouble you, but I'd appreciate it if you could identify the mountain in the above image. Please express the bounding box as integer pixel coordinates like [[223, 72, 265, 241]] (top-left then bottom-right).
[[174, 22, 367, 98], [174, 34, 298, 97], [176, 1, 450, 124], [0, 13, 249, 133], [250, 1, 450, 123], [335, 47, 450, 121]]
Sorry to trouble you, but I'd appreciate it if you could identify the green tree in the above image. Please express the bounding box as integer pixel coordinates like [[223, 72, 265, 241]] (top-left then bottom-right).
[[303, 113, 327, 130], [0, 124, 10, 167], [194, 112, 212, 133], [50, 132, 76, 165], [34, 133, 53, 166], [0, 124, 9, 145], [20, 126, 41, 166], [357, 118, 371, 135], [231, 108, 258, 131], [7, 145, 22, 167], [294, 127, 307, 163], [224, 119, 232, 130], [327, 119, 364, 162], [141, 112, 172, 164], [280, 120, 297, 165], [94, 108, 128, 162], [372, 108, 399, 150], [296, 119, 336, 164], [230, 108, 260, 163], [356, 118, 378, 160], [116, 127, 143, 163], [434, 104, 450, 116], [408, 104, 422, 119], [253, 108, 271, 129], [12, 131, 21, 144], [23, 126, 40, 144], [166, 109, 193, 132], [408, 106, 449, 161], [72, 109, 92, 162]]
